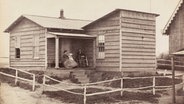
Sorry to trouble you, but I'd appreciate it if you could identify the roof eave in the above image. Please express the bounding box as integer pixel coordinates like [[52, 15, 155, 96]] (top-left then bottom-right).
[[162, 0, 183, 36], [83, 9, 159, 29], [4, 15, 46, 33]]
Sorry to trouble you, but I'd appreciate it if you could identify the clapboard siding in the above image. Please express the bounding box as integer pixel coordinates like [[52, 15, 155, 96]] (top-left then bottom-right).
[[9, 19, 46, 67], [47, 38, 55, 63], [85, 12, 120, 71], [121, 17, 155, 26], [122, 59, 155, 63], [120, 10, 156, 72], [83, 39, 94, 67], [122, 39, 155, 45], [121, 27, 155, 35], [122, 68, 155, 71], [169, 4, 184, 54], [121, 23, 155, 30]]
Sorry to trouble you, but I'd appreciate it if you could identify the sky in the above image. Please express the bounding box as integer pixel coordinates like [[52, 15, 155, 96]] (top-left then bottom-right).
[[0, 0, 181, 58]]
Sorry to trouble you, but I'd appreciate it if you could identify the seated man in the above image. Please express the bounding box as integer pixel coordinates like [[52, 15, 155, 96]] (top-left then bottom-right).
[[76, 49, 88, 67]]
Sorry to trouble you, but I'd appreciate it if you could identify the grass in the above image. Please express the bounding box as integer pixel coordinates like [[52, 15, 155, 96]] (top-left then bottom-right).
[[0, 68, 70, 90], [0, 68, 183, 103], [43, 88, 161, 104]]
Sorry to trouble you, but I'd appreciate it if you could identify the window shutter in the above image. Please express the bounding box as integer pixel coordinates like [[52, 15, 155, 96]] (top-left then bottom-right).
[[15, 36, 20, 48], [33, 35, 39, 59]]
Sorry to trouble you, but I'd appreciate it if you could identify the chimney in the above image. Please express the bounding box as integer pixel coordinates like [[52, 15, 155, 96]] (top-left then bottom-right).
[[59, 9, 64, 19]]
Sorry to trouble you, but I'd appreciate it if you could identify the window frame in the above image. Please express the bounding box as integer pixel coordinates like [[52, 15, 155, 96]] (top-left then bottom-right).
[[15, 36, 21, 59], [97, 35, 105, 59]]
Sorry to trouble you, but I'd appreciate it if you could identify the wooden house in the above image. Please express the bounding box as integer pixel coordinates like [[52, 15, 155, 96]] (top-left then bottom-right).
[[84, 9, 158, 73], [5, 9, 158, 74], [163, 0, 184, 54]]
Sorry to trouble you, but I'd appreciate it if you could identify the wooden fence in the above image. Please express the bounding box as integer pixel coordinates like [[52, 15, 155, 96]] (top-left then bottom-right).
[[157, 59, 184, 69], [43, 74, 184, 104], [0, 67, 36, 91]]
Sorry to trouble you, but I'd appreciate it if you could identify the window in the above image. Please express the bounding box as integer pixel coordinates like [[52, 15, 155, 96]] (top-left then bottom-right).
[[33, 35, 39, 59], [15, 48, 20, 58], [15, 36, 20, 58], [98, 35, 105, 59]]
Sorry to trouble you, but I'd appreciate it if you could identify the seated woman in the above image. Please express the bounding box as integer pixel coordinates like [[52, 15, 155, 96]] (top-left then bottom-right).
[[63, 50, 78, 68]]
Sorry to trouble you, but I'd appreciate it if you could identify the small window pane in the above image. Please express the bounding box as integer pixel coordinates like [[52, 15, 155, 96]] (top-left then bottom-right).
[[98, 35, 105, 59]]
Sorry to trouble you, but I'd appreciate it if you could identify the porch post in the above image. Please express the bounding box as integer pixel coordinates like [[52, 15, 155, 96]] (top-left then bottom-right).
[[93, 38, 96, 68], [55, 36, 59, 68]]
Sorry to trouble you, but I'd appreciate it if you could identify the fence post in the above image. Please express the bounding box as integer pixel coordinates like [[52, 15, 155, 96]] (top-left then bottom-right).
[[43, 75, 45, 91], [32, 74, 35, 91], [15, 69, 18, 85], [153, 76, 155, 95], [83, 84, 87, 104], [121, 78, 123, 96]]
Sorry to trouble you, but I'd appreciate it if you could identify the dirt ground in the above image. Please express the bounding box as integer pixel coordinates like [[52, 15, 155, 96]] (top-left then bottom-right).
[[0, 83, 67, 104]]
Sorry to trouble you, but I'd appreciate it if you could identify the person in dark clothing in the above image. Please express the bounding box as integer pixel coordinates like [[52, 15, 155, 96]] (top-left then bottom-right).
[[76, 49, 88, 67]]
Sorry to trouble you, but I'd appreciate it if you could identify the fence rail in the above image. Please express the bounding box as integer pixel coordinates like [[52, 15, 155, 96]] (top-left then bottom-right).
[[157, 59, 184, 68], [0, 67, 36, 91], [42, 74, 184, 104]]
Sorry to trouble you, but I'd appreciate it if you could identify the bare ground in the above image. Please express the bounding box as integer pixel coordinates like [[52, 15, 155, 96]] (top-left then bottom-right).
[[0, 83, 68, 104]]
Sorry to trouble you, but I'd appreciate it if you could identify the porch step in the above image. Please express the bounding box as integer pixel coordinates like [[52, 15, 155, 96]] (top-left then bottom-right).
[[71, 70, 90, 84]]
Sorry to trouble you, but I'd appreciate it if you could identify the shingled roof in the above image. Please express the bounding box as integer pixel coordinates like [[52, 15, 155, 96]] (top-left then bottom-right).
[[163, 0, 184, 34], [5, 15, 92, 32]]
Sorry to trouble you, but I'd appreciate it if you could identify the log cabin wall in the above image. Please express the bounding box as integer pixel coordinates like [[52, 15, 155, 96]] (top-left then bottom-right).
[[82, 39, 94, 67], [120, 10, 157, 73], [169, 4, 184, 54], [47, 38, 55, 66], [85, 12, 120, 71], [9, 19, 46, 70]]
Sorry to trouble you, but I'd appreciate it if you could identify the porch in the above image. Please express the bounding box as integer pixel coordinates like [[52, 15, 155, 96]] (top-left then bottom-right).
[[46, 32, 96, 69]]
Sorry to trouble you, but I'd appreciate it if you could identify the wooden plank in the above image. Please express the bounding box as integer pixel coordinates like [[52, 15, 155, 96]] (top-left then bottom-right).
[[121, 17, 155, 26], [122, 59, 155, 64], [122, 55, 155, 59], [96, 66, 120, 71], [105, 41, 120, 46], [122, 44, 155, 49], [121, 11, 155, 21], [10, 61, 45, 65], [122, 64, 155, 68], [105, 36, 119, 42], [11, 58, 45, 62], [105, 49, 120, 54], [122, 51, 155, 56], [96, 62, 119, 66], [105, 53, 120, 58], [105, 46, 119, 50], [122, 47, 155, 52], [122, 67, 155, 71], [122, 32, 155, 39], [122, 28, 155, 35], [121, 23, 155, 30], [86, 27, 120, 32], [122, 40, 155, 45], [103, 57, 120, 62], [122, 35, 155, 41]]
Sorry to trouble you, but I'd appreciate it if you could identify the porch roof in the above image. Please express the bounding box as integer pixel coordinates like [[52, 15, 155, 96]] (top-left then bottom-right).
[[47, 32, 96, 38], [172, 50, 184, 56]]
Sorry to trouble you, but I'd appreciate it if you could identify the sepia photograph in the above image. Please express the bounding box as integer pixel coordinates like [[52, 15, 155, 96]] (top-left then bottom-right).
[[0, 0, 184, 104]]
